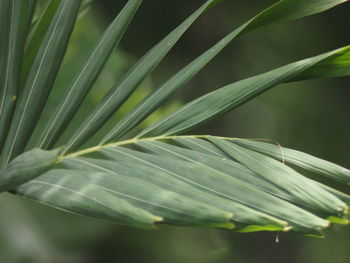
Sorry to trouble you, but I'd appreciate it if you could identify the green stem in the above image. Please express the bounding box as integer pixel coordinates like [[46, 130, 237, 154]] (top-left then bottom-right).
[[58, 134, 234, 162]]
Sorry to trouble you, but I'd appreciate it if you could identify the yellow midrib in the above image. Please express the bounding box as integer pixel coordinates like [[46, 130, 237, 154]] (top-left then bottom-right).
[[57, 134, 234, 162]]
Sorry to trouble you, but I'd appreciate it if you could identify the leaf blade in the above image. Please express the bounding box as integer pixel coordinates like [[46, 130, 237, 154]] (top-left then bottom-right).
[[22, 0, 61, 87], [0, 0, 81, 167], [233, 139, 350, 185], [208, 137, 347, 216], [99, 0, 349, 143], [63, 156, 287, 231], [61, 0, 218, 153], [100, 145, 329, 234], [35, 0, 143, 149], [138, 46, 350, 138], [0, 148, 59, 193], [0, 0, 35, 156], [14, 135, 349, 234], [16, 169, 162, 229]]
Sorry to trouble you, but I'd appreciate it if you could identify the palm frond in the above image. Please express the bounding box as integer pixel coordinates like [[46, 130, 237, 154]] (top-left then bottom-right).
[[0, 0, 349, 237], [12, 135, 349, 236]]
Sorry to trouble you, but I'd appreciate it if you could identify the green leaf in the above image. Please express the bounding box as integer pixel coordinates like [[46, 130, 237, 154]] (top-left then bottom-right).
[[63, 156, 285, 231], [289, 48, 350, 81], [174, 136, 231, 158], [317, 183, 350, 208], [207, 137, 347, 216], [15, 134, 350, 234], [100, 143, 329, 234], [135, 139, 349, 224], [35, 0, 143, 150], [0, 0, 35, 157], [99, 0, 349, 144], [138, 46, 350, 138], [78, 0, 94, 20], [16, 169, 162, 229], [233, 139, 350, 185], [176, 137, 350, 207], [22, 0, 61, 87], [0, 148, 59, 193], [0, 0, 81, 167], [136, 140, 291, 201], [61, 0, 218, 153], [64, 158, 235, 229], [241, 0, 349, 34], [1, 0, 348, 237]]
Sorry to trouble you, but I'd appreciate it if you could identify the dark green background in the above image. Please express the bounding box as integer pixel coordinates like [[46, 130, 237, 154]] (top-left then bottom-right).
[[0, 1, 349, 262]]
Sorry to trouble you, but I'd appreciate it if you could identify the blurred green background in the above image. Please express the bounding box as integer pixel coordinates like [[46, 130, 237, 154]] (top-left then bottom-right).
[[1, 0, 349, 262]]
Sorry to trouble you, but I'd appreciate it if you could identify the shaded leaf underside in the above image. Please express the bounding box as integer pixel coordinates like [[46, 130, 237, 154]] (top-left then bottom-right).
[[14, 136, 350, 236]]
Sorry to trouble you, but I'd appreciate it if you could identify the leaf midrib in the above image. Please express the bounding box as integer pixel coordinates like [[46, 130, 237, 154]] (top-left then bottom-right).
[[59, 135, 225, 161]]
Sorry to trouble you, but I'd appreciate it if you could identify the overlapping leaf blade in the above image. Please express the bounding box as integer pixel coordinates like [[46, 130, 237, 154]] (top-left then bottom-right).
[[0, 148, 60, 193], [22, 0, 61, 86], [61, 0, 217, 153], [0, 0, 348, 237], [100, 0, 350, 144], [0, 0, 35, 157], [0, 0, 81, 167], [233, 139, 350, 185], [16, 169, 162, 229], [241, 0, 348, 34], [207, 137, 347, 216], [63, 157, 235, 229], [36, 0, 143, 149], [101, 145, 332, 234], [136, 140, 290, 200], [7, 134, 348, 234], [138, 46, 350, 138], [134, 139, 349, 221], [174, 136, 232, 158], [62, 156, 287, 231], [174, 137, 350, 208]]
